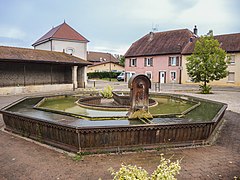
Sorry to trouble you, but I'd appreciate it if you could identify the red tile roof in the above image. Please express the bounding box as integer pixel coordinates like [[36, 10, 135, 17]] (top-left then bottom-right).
[[32, 22, 89, 46], [182, 33, 240, 55], [0, 46, 91, 65], [125, 29, 194, 58], [88, 61, 123, 68], [87, 51, 119, 63]]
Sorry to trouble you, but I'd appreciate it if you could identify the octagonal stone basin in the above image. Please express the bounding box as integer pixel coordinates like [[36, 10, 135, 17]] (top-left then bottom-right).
[[33, 93, 199, 122], [0, 93, 227, 153]]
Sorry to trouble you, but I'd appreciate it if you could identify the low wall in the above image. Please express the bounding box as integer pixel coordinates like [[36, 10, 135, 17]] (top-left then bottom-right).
[[0, 84, 73, 95], [1, 108, 225, 153]]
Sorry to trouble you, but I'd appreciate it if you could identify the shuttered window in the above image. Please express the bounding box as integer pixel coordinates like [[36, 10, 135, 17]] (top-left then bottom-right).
[[129, 58, 137, 67], [168, 56, 180, 66], [144, 58, 153, 67]]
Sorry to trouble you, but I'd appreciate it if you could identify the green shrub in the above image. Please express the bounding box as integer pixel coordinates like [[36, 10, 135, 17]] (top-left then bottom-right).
[[100, 85, 113, 99], [199, 84, 212, 94], [87, 72, 121, 79], [109, 154, 181, 180], [109, 164, 149, 180]]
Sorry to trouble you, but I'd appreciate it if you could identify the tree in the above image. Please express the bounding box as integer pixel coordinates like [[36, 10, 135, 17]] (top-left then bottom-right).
[[114, 54, 125, 67], [119, 55, 125, 67], [186, 34, 228, 94]]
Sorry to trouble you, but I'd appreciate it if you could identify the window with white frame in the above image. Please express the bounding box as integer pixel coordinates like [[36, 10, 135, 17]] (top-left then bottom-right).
[[144, 57, 153, 66], [228, 72, 235, 82], [129, 58, 137, 67], [229, 55, 235, 65], [145, 71, 152, 80], [66, 48, 74, 55], [168, 56, 179, 66], [170, 71, 177, 81]]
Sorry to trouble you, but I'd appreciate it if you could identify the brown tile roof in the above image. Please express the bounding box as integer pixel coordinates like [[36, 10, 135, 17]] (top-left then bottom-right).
[[0, 46, 91, 65], [182, 33, 240, 55], [88, 61, 123, 68], [32, 22, 89, 46], [87, 51, 119, 63], [125, 29, 194, 58]]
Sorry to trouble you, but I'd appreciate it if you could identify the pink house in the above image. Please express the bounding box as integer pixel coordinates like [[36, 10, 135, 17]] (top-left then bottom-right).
[[124, 28, 197, 83]]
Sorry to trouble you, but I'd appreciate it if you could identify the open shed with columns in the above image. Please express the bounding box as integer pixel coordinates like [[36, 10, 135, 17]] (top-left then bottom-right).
[[0, 46, 91, 95]]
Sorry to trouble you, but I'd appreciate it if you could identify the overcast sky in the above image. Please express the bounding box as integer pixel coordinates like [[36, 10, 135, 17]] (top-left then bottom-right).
[[0, 0, 239, 54]]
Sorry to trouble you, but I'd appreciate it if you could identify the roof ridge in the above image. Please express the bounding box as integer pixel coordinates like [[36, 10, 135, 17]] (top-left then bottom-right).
[[88, 51, 112, 54], [51, 22, 64, 38], [0, 45, 72, 56], [32, 22, 89, 46], [151, 28, 191, 34], [214, 32, 240, 37], [62, 22, 88, 40]]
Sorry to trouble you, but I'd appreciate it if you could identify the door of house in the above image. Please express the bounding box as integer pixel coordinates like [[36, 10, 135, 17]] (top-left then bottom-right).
[[159, 71, 166, 83]]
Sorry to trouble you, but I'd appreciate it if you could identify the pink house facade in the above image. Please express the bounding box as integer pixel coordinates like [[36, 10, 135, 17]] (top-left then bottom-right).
[[125, 28, 197, 83], [125, 55, 182, 83]]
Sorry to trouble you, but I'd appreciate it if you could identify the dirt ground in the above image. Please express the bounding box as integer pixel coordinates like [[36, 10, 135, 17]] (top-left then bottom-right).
[[0, 89, 240, 179]]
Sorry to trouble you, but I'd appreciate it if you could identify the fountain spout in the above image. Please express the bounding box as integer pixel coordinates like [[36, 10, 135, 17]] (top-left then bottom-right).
[[127, 74, 153, 120]]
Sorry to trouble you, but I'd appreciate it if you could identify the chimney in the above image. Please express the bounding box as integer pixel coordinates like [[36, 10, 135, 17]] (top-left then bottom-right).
[[149, 32, 154, 41], [193, 25, 198, 36]]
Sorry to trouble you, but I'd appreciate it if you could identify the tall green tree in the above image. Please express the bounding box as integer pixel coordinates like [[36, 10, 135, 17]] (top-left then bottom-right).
[[114, 54, 125, 67], [186, 34, 228, 94]]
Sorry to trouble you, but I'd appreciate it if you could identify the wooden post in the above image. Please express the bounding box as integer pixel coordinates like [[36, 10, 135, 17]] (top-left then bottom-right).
[[23, 64, 26, 86], [50, 65, 53, 84]]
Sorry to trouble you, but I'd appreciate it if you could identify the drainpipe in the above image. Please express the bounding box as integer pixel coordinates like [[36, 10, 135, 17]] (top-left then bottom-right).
[[178, 44, 183, 84]]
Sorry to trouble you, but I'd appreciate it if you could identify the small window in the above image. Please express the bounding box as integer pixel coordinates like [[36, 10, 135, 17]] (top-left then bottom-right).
[[229, 55, 235, 65], [144, 58, 153, 66], [170, 71, 177, 81], [66, 48, 74, 55], [168, 56, 179, 66], [129, 58, 137, 67], [228, 72, 235, 82]]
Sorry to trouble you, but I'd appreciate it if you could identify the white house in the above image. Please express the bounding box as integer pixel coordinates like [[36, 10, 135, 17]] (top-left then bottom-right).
[[32, 21, 89, 60], [32, 22, 90, 87]]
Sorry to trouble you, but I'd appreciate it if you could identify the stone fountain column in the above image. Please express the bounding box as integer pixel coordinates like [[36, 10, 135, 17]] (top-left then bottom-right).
[[127, 74, 153, 119], [72, 66, 78, 90]]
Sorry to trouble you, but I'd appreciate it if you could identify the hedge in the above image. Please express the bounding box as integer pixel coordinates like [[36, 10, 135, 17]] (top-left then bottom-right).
[[87, 72, 121, 79]]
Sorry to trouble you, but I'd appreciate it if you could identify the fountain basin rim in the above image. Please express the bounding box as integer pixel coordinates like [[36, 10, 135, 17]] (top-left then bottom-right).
[[0, 93, 228, 153], [0, 93, 228, 127], [0, 108, 225, 130]]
